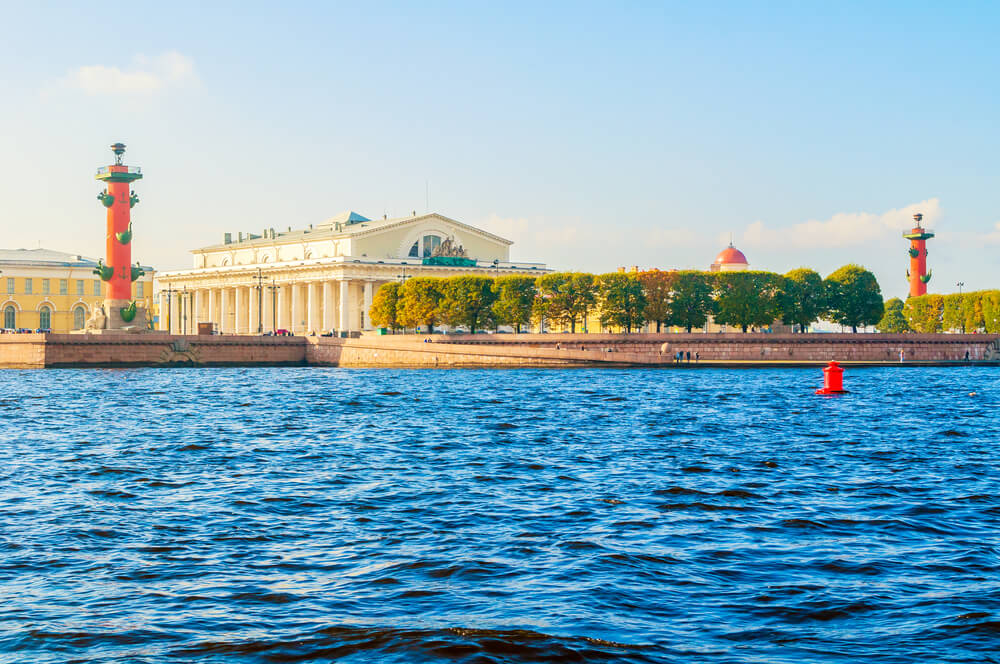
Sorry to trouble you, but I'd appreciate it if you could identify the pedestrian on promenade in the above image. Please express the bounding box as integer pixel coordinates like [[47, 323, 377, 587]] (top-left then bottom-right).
[[899, 349, 905, 363], [695, 351, 700, 363], [686, 351, 691, 363]]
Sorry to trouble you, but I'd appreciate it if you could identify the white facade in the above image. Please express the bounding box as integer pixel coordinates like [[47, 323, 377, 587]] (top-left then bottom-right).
[[156, 211, 547, 334]]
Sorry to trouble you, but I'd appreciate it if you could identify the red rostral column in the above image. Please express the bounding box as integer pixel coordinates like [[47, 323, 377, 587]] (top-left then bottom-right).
[[95, 143, 144, 328], [903, 212, 934, 297]]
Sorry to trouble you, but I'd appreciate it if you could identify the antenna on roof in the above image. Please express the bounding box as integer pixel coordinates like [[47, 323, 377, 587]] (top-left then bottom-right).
[[729, 232, 734, 247]]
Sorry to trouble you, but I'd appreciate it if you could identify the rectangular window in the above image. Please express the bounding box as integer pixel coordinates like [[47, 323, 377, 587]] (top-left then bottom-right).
[[93, 280, 101, 296], [24, 278, 32, 295], [76, 280, 84, 296], [59, 279, 67, 295], [136, 282, 144, 298], [42, 279, 50, 295], [6, 278, 13, 294]]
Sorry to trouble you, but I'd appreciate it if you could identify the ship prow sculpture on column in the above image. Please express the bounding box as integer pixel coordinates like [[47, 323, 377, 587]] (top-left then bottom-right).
[[81, 143, 153, 333]]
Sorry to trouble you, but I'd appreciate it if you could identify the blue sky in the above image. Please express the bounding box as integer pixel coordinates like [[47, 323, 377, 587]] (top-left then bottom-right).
[[1, 1, 997, 298]]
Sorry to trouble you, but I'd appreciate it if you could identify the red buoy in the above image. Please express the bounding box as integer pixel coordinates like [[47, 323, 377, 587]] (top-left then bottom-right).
[[815, 360, 848, 395]]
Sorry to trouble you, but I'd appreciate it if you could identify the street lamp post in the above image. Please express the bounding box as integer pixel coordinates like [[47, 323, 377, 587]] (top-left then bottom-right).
[[253, 268, 266, 334], [957, 282, 966, 333], [181, 287, 189, 335], [267, 279, 279, 333]]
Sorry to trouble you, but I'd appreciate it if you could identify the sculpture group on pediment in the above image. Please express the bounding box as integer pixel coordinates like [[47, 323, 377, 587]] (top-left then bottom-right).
[[431, 237, 467, 259]]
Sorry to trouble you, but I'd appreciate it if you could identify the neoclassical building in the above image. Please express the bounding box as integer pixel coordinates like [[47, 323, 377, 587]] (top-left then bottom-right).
[[1, 248, 155, 332], [156, 211, 547, 334]]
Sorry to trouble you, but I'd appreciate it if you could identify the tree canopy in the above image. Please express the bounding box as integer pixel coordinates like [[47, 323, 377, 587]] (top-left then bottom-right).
[[597, 272, 647, 333], [397, 278, 443, 332], [492, 276, 537, 333], [876, 297, 909, 333], [824, 264, 884, 332], [780, 268, 825, 332], [668, 271, 715, 332], [368, 281, 402, 331], [438, 276, 496, 333], [637, 269, 676, 332], [535, 272, 596, 333], [714, 271, 783, 333]]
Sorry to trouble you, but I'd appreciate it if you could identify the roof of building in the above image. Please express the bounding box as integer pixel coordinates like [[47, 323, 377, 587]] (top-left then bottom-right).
[[713, 245, 749, 266], [196, 211, 513, 252], [0, 248, 154, 271], [0, 248, 99, 267]]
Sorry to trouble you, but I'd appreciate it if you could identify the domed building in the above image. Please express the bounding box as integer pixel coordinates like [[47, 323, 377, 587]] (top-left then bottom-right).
[[709, 243, 749, 272]]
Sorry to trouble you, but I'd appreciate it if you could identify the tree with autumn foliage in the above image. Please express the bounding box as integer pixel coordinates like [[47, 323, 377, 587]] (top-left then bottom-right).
[[368, 282, 402, 332], [637, 269, 676, 332], [397, 277, 443, 332]]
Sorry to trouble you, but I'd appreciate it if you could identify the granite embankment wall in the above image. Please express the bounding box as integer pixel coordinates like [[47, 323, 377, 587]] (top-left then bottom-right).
[[0, 332, 997, 368], [0, 333, 308, 368], [423, 332, 1000, 363]]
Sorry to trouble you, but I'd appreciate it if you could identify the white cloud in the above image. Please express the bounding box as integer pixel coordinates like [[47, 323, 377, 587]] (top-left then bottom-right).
[[58, 51, 197, 95], [984, 221, 1000, 244], [741, 198, 943, 249]]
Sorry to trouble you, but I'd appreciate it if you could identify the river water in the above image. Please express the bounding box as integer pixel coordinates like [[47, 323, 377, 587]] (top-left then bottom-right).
[[1, 367, 998, 663]]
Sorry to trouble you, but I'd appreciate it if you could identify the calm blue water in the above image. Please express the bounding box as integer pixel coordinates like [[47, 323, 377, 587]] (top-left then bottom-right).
[[1, 367, 998, 663]]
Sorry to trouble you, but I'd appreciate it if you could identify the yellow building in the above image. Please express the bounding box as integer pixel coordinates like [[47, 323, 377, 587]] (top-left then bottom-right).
[[0, 248, 155, 332]]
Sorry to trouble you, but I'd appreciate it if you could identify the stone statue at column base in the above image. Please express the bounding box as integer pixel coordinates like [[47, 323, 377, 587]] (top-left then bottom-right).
[[74, 299, 156, 334]]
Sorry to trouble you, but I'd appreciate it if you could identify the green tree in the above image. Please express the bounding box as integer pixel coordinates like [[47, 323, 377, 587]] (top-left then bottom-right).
[[824, 264, 884, 332], [368, 282, 402, 332], [877, 297, 909, 333], [942, 293, 965, 332], [535, 272, 596, 333], [903, 294, 943, 333], [597, 272, 647, 333], [962, 292, 985, 333], [397, 277, 443, 332], [779, 268, 825, 332], [714, 271, 783, 333], [637, 269, 676, 332], [982, 290, 1000, 333], [438, 275, 497, 333], [668, 270, 715, 332], [492, 276, 537, 333]]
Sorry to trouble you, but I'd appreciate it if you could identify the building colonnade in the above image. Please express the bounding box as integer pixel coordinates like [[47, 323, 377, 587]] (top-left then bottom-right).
[[159, 277, 379, 335]]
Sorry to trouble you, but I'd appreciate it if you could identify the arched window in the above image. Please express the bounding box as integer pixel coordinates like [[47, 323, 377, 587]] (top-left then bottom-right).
[[3, 306, 14, 329], [409, 234, 443, 258], [39, 306, 51, 330], [422, 235, 441, 257], [73, 306, 86, 330]]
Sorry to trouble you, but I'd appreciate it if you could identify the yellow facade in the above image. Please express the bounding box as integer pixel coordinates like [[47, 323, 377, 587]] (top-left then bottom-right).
[[1, 249, 154, 332]]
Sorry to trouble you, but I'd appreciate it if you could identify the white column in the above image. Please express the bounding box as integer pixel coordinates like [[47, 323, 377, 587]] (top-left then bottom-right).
[[194, 290, 203, 329], [232, 287, 242, 334], [322, 281, 333, 332], [220, 288, 229, 334], [291, 283, 302, 334], [158, 292, 167, 331], [277, 285, 287, 330], [363, 280, 374, 331], [306, 282, 316, 334], [170, 293, 180, 334], [208, 289, 216, 331], [339, 279, 350, 333], [247, 286, 263, 334]]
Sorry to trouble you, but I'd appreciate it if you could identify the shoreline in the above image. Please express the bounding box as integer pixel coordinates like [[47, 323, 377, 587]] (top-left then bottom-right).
[[1, 332, 997, 369]]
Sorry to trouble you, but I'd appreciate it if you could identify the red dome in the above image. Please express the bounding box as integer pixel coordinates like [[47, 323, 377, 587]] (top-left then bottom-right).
[[714, 246, 748, 265]]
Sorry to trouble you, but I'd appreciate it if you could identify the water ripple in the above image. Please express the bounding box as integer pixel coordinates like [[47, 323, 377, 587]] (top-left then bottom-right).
[[1, 366, 999, 662]]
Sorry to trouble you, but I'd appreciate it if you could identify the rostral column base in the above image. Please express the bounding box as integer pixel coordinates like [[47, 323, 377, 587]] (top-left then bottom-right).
[[104, 297, 151, 331]]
